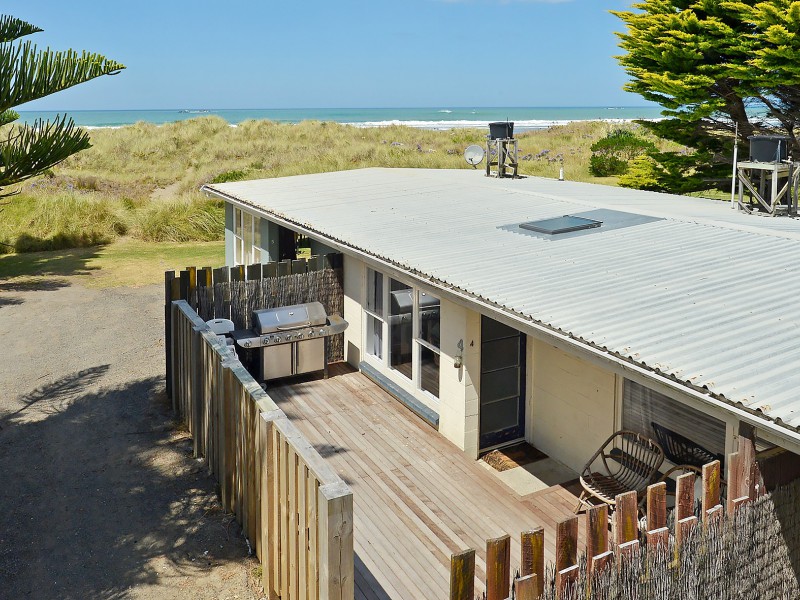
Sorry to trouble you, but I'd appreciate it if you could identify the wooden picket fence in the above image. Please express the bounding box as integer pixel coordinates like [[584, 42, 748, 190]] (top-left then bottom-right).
[[449, 444, 800, 600], [169, 299, 354, 600]]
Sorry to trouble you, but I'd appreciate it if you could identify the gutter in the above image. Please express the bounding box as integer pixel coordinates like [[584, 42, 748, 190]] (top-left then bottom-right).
[[203, 184, 800, 451]]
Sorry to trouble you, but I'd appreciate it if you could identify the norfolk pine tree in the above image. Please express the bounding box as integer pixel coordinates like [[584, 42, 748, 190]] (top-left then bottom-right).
[[0, 15, 124, 198], [613, 0, 800, 193]]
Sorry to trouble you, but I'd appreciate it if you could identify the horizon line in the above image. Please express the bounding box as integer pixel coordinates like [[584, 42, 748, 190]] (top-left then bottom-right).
[[18, 105, 658, 112]]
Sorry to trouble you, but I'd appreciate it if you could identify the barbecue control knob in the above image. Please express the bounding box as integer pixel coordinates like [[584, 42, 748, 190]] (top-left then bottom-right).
[[307, 331, 314, 337], [243, 341, 251, 348], [274, 336, 282, 343], [319, 329, 325, 335], [297, 333, 304, 339], [262, 337, 270, 345]]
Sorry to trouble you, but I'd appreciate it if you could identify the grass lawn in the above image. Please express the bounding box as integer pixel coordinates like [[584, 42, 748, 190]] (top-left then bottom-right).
[[0, 238, 223, 288]]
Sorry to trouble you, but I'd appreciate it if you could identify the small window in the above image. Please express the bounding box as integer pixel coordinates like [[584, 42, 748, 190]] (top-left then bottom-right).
[[365, 269, 385, 360], [520, 215, 602, 235]]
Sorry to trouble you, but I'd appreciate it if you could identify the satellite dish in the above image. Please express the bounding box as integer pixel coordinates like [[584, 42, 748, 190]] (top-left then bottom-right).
[[464, 145, 485, 167]]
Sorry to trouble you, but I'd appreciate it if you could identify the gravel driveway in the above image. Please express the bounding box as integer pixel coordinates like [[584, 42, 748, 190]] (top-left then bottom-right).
[[0, 280, 259, 599]]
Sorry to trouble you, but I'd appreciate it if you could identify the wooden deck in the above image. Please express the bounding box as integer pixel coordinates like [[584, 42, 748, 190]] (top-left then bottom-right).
[[268, 364, 586, 600]]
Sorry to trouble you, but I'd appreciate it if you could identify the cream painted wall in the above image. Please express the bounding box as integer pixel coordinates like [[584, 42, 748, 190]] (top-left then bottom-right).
[[462, 309, 482, 459], [342, 254, 363, 367], [437, 299, 467, 449], [530, 339, 617, 473]]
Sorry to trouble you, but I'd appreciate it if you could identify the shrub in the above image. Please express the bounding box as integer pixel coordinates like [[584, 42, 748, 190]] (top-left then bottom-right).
[[618, 155, 666, 191], [589, 129, 656, 177], [211, 169, 248, 184]]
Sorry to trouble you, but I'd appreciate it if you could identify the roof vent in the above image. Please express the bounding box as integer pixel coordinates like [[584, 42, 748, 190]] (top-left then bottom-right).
[[519, 215, 602, 235]]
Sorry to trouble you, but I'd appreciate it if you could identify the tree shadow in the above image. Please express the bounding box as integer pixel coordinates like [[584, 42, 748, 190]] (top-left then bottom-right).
[[0, 365, 111, 429], [0, 295, 23, 308], [0, 244, 103, 280], [0, 373, 251, 599], [0, 278, 72, 293]]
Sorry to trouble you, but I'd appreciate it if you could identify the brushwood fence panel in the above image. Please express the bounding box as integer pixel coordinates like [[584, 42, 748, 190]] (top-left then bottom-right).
[[169, 300, 354, 600], [165, 254, 344, 390], [450, 454, 800, 600]]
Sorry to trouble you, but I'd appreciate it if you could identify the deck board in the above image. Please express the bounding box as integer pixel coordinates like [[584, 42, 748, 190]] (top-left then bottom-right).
[[268, 364, 587, 600]]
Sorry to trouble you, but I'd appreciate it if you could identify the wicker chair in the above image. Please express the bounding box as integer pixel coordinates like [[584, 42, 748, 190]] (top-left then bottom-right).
[[650, 422, 724, 470], [575, 430, 664, 513]]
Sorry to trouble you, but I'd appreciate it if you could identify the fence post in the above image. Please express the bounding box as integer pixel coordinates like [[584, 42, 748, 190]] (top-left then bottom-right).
[[292, 258, 307, 274], [170, 302, 179, 413], [727, 452, 741, 514], [257, 410, 278, 584], [676, 472, 696, 521], [247, 262, 263, 281], [521, 528, 544, 598], [515, 574, 537, 600], [485, 535, 510, 600], [587, 504, 608, 569], [556, 565, 579, 600], [592, 550, 614, 576], [617, 539, 639, 566], [738, 423, 758, 498], [676, 515, 697, 550], [318, 481, 354, 600], [615, 491, 639, 551], [165, 271, 175, 399], [186, 266, 197, 308], [705, 504, 723, 529], [450, 549, 475, 600], [556, 516, 578, 573], [191, 324, 205, 457], [646, 482, 667, 531], [702, 460, 721, 515]]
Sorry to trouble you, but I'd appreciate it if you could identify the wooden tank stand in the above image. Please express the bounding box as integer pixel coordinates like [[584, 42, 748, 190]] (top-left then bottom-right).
[[486, 138, 519, 179], [736, 161, 798, 215]]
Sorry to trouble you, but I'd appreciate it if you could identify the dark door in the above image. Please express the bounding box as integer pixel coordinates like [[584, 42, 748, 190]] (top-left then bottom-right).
[[479, 316, 526, 450]]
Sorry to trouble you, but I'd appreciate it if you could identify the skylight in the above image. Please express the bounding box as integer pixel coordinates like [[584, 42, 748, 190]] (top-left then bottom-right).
[[519, 215, 603, 235]]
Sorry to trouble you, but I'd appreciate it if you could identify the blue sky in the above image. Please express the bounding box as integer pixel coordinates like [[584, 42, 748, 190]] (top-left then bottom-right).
[[9, 0, 644, 110]]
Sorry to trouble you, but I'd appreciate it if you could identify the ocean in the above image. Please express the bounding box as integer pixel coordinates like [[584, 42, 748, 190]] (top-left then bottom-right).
[[15, 106, 663, 131]]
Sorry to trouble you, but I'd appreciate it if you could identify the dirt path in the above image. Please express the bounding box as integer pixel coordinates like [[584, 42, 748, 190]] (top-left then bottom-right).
[[0, 281, 260, 599]]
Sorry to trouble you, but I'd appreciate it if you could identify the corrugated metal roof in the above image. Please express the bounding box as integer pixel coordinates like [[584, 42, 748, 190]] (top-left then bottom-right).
[[205, 168, 800, 435]]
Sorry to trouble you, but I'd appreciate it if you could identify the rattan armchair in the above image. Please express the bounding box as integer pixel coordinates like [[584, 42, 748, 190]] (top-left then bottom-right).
[[575, 430, 665, 513]]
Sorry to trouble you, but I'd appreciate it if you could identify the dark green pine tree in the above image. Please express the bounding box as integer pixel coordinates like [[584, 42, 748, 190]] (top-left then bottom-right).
[[613, 0, 800, 193], [0, 15, 124, 198]]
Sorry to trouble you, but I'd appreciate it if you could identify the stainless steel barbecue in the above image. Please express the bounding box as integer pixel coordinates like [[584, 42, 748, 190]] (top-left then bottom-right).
[[230, 302, 348, 381]]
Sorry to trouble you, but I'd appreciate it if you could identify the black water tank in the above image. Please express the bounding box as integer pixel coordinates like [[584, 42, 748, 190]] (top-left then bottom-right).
[[489, 121, 514, 139], [749, 135, 790, 162]]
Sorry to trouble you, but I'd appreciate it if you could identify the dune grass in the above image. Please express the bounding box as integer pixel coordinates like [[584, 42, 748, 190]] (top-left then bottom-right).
[[62, 117, 665, 193], [0, 117, 681, 257]]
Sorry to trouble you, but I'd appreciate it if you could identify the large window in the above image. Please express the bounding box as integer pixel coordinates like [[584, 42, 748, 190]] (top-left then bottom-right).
[[622, 379, 726, 459], [232, 207, 263, 265], [365, 268, 441, 400]]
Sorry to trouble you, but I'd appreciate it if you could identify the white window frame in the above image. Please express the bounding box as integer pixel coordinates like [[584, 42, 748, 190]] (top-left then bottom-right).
[[364, 268, 388, 361], [232, 206, 264, 265], [362, 266, 441, 403]]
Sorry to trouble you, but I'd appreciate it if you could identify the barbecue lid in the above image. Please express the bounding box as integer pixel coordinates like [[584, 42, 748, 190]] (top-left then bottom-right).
[[252, 302, 327, 334]]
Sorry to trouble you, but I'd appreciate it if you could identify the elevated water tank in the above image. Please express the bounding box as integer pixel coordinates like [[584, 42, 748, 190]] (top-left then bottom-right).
[[749, 135, 790, 162], [489, 121, 514, 140]]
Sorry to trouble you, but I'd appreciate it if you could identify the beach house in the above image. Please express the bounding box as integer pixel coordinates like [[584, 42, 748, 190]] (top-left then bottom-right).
[[203, 167, 800, 479]]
